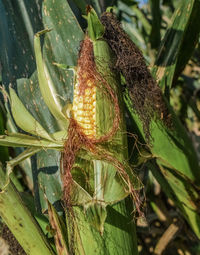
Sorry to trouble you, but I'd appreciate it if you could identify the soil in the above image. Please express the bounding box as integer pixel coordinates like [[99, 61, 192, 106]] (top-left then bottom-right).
[[1, 224, 26, 255]]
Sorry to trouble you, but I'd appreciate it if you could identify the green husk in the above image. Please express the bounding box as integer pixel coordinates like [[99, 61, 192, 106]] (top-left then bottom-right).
[[34, 30, 69, 130]]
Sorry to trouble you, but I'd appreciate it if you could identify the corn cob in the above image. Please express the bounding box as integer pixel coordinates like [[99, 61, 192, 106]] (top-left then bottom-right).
[[72, 80, 96, 138], [70, 36, 98, 139]]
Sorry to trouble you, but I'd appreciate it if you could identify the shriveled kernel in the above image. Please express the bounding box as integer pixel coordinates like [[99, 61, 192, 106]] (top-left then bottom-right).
[[87, 81, 93, 87], [73, 105, 78, 111]]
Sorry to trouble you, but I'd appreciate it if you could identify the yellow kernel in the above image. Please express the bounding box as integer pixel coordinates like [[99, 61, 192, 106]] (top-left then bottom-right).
[[77, 103, 84, 109], [76, 117, 84, 122], [77, 110, 85, 115], [83, 124, 93, 130], [85, 131, 94, 136], [84, 89, 91, 96], [84, 97, 94, 104], [84, 104, 93, 110], [72, 79, 96, 137], [84, 130, 93, 134], [83, 119, 93, 124]]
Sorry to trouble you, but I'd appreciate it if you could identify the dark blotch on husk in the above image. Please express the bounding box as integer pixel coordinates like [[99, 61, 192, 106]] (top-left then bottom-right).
[[100, 12, 171, 141]]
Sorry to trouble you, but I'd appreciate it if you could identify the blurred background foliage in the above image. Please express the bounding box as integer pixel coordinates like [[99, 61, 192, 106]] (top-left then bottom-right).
[[0, 0, 200, 254]]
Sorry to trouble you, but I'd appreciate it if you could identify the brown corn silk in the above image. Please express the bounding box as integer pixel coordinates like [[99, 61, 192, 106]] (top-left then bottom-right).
[[100, 12, 171, 141], [62, 36, 142, 214]]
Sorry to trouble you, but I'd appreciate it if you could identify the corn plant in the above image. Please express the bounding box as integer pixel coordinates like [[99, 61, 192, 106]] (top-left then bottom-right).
[[0, 0, 200, 254], [0, 2, 140, 255]]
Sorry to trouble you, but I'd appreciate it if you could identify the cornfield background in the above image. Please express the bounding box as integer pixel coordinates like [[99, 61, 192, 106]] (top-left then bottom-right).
[[0, 0, 200, 254]]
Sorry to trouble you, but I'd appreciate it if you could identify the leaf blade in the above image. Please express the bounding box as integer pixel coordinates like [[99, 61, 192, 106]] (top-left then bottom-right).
[[152, 0, 200, 89], [9, 88, 54, 141]]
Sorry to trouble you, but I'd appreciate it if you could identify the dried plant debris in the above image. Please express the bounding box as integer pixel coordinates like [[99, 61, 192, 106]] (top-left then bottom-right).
[[100, 12, 171, 141]]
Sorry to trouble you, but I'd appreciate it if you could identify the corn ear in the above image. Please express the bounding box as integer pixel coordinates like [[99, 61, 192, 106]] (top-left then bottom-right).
[[66, 8, 139, 255]]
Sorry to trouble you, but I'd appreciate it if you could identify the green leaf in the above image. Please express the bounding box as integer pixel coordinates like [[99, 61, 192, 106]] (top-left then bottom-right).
[[71, 0, 87, 15], [17, 74, 61, 134], [119, 2, 151, 36], [9, 87, 54, 141], [0, 1, 43, 85], [124, 89, 200, 182], [149, 161, 200, 238], [6, 148, 41, 180], [20, 192, 52, 237], [0, 126, 66, 150], [35, 149, 63, 212], [152, 0, 200, 90], [149, 0, 161, 49], [124, 90, 200, 237], [0, 133, 62, 148]]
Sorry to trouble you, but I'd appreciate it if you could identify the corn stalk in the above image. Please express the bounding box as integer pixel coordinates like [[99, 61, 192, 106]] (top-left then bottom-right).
[[0, 163, 55, 255]]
